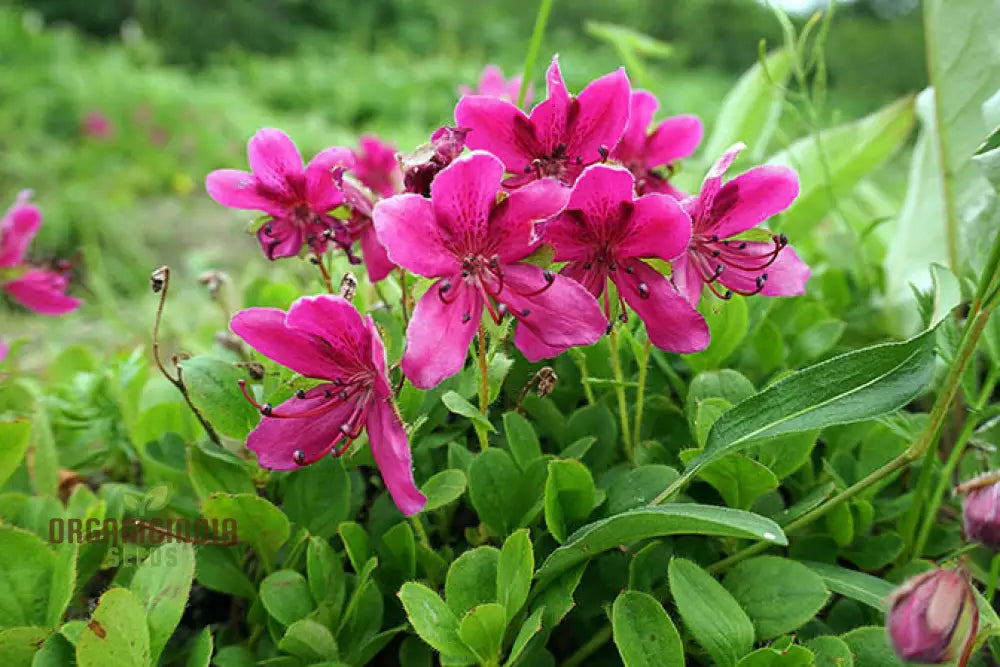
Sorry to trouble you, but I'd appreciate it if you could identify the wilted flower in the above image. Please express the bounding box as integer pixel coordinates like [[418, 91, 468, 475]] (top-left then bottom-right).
[[81, 110, 114, 141], [400, 126, 469, 197], [610, 90, 702, 197], [1, 191, 81, 315], [957, 472, 1000, 548], [455, 56, 630, 188], [459, 64, 531, 106], [205, 128, 355, 261], [887, 568, 978, 664], [373, 151, 608, 388], [353, 135, 402, 199], [671, 142, 810, 306], [231, 295, 426, 516], [542, 164, 709, 353]]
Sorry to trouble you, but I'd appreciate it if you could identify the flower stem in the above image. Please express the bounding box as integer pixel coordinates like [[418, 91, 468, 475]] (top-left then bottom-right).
[[517, 0, 554, 109], [410, 515, 431, 550], [568, 349, 596, 405], [987, 553, 1000, 603], [312, 250, 335, 294], [476, 325, 490, 450], [399, 268, 411, 328], [608, 327, 632, 460], [632, 339, 652, 451]]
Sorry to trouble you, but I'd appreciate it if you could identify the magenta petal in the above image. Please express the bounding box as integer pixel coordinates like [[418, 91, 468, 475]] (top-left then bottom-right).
[[540, 211, 595, 262], [710, 165, 800, 238], [567, 164, 636, 220], [528, 57, 573, 154], [305, 146, 353, 212], [247, 128, 303, 199], [513, 324, 568, 362], [500, 263, 607, 353], [455, 96, 537, 173], [284, 295, 370, 366], [206, 170, 284, 216], [0, 197, 42, 268], [645, 115, 704, 166], [616, 261, 709, 353], [614, 90, 659, 161], [694, 142, 745, 223], [256, 218, 304, 260], [565, 68, 631, 161], [488, 177, 570, 263], [431, 151, 505, 245], [561, 260, 607, 298], [402, 279, 481, 389], [360, 226, 395, 283], [230, 306, 346, 379], [3, 270, 81, 315], [0, 338, 7, 363], [373, 194, 457, 277], [617, 193, 692, 263], [670, 253, 704, 307], [716, 243, 811, 298], [366, 399, 426, 516], [247, 385, 357, 470]]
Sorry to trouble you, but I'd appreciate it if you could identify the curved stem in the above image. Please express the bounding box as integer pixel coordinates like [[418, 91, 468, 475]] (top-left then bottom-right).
[[312, 250, 335, 294], [608, 327, 632, 460], [476, 325, 490, 450], [632, 339, 652, 451], [517, 0, 554, 109], [399, 268, 411, 328]]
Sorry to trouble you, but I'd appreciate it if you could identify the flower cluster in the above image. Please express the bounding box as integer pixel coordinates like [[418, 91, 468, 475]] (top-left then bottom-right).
[[209, 58, 812, 516], [1, 191, 82, 360]]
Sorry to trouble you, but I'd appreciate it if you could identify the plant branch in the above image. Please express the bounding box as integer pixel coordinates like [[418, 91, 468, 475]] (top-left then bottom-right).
[[517, 0, 554, 109], [632, 339, 652, 451], [476, 325, 490, 450], [608, 327, 632, 460]]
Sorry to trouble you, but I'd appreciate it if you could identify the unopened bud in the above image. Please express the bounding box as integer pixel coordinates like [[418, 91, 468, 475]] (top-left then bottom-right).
[[400, 126, 469, 196], [957, 471, 1000, 548], [887, 568, 978, 664]]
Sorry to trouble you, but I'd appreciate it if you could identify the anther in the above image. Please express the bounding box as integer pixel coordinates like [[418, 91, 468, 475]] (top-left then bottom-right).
[[778, 234, 788, 245], [609, 263, 617, 271], [712, 249, 721, 257], [296, 389, 306, 399], [710, 235, 719, 242], [339, 389, 348, 400], [542, 270, 555, 283], [625, 265, 634, 274], [497, 303, 508, 319], [461, 270, 470, 278], [292, 450, 306, 466], [576, 156, 583, 165], [462, 313, 471, 323], [584, 263, 592, 270], [310, 257, 320, 265], [598, 145, 609, 160], [265, 223, 273, 236], [261, 403, 273, 416], [489, 255, 500, 269], [521, 308, 530, 317], [324, 389, 333, 399], [637, 282, 650, 299], [738, 242, 747, 250], [755, 276, 764, 289], [439, 280, 452, 293]]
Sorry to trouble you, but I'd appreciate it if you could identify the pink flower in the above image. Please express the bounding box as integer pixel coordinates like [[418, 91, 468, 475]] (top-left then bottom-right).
[[206, 128, 356, 261], [455, 56, 630, 188], [542, 164, 709, 353], [887, 568, 978, 663], [340, 179, 396, 283], [400, 126, 469, 197], [373, 151, 608, 388], [82, 110, 114, 141], [0, 339, 7, 362], [1, 192, 81, 315], [353, 135, 402, 199], [459, 65, 531, 106], [671, 143, 810, 306], [610, 90, 702, 197], [957, 472, 1000, 549], [231, 295, 426, 516]]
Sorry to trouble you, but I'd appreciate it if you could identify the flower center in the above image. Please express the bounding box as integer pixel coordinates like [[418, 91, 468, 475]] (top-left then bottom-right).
[[689, 233, 788, 299], [436, 253, 556, 324]]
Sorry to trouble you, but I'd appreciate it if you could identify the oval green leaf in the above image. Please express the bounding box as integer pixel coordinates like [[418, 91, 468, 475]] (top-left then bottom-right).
[[612, 590, 684, 667]]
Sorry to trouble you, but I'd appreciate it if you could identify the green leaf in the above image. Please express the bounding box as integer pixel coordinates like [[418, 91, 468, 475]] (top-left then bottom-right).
[[30, 406, 58, 498], [611, 590, 684, 667], [0, 421, 30, 489], [544, 459, 596, 543], [279, 619, 338, 662], [442, 391, 495, 433], [926, 263, 962, 329], [686, 371, 755, 425], [722, 556, 829, 639], [186, 627, 213, 667], [469, 449, 541, 537], [769, 95, 916, 239], [805, 636, 854, 667], [497, 529, 533, 621], [129, 542, 195, 663], [46, 544, 77, 627], [0, 526, 54, 628], [397, 582, 475, 661], [458, 603, 506, 665], [735, 645, 814, 666], [187, 444, 255, 500], [603, 465, 679, 517], [687, 297, 748, 372], [842, 533, 904, 571], [202, 493, 289, 569], [445, 547, 499, 617], [687, 329, 937, 478], [802, 561, 893, 611], [381, 521, 417, 582], [0, 626, 51, 665], [284, 456, 350, 538], [76, 588, 151, 667], [338, 522, 371, 573], [420, 469, 467, 512], [503, 412, 542, 469], [32, 631, 75, 667], [194, 545, 256, 599], [669, 558, 754, 667], [260, 570, 315, 626], [485, 353, 514, 404], [693, 398, 732, 448], [703, 49, 792, 163], [535, 504, 786, 587], [684, 451, 779, 510], [839, 627, 904, 666], [507, 606, 545, 666], [307, 536, 345, 618], [177, 356, 259, 440]]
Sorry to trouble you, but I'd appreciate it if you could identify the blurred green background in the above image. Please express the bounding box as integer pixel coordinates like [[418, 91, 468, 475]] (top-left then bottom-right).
[[0, 0, 924, 341]]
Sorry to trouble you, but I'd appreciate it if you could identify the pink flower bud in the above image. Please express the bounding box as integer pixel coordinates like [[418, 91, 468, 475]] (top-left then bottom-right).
[[400, 126, 468, 197], [958, 472, 1000, 548], [887, 568, 978, 664]]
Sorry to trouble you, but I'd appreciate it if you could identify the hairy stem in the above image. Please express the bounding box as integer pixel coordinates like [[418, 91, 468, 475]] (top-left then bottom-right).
[[476, 326, 490, 450], [517, 0, 554, 109], [632, 339, 652, 451], [608, 327, 632, 460]]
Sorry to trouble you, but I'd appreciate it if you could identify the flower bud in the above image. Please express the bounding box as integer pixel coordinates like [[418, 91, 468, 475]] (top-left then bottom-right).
[[887, 568, 978, 664], [957, 472, 1000, 549], [400, 126, 469, 196]]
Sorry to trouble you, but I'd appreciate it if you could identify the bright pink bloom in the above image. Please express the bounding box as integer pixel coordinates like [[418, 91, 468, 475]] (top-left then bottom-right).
[[542, 164, 708, 353], [206, 128, 355, 261], [231, 295, 426, 516], [611, 90, 702, 197], [373, 151, 608, 388], [82, 110, 114, 141], [671, 143, 810, 306], [455, 56, 630, 188], [400, 126, 469, 197], [0, 192, 81, 315], [353, 135, 402, 199], [459, 65, 531, 106], [341, 179, 396, 283], [0, 339, 7, 362]]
